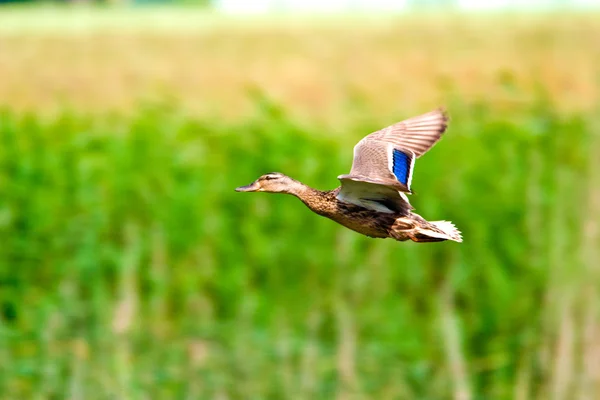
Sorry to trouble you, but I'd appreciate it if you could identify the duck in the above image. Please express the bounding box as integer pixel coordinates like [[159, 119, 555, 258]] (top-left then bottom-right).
[[235, 108, 462, 243]]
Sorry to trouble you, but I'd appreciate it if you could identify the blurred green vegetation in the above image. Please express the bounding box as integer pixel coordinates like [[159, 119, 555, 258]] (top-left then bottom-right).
[[0, 86, 598, 398], [1, 7, 599, 399]]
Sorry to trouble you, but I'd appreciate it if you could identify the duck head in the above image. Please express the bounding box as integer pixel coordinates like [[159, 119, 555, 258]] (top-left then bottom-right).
[[235, 172, 295, 193]]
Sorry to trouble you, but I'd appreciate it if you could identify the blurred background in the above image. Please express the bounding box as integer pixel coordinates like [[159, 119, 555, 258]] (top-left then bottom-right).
[[0, 1, 599, 399]]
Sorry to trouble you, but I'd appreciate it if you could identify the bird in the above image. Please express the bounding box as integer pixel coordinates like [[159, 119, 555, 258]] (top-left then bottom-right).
[[235, 108, 462, 243]]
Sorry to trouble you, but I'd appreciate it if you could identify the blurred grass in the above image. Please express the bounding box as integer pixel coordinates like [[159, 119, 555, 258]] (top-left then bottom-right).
[[0, 8, 599, 399], [1, 91, 598, 399]]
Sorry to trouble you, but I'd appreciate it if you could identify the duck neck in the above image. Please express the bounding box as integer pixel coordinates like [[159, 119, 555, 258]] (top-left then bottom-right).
[[285, 180, 333, 216]]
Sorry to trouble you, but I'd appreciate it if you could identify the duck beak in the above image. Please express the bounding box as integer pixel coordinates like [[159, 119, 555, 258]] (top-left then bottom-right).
[[235, 180, 261, 192]]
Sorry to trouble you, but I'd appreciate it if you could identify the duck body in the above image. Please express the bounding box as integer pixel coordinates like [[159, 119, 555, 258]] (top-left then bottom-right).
[[295, 187, 394, 238], [236, 109, 463, 244], [276, 185, 460, 242]]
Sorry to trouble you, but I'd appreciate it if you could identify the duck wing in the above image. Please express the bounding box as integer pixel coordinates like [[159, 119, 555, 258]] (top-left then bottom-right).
[[336, 109, 448, 214], [362, 108, 448, 158]]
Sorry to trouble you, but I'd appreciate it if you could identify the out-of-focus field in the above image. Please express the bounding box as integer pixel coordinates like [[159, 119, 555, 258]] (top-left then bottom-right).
[[1, 8, 599, 121], [0, 7, 599, 399]]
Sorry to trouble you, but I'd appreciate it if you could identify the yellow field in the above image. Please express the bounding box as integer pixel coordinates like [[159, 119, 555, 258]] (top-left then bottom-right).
[[1, 8, 598, 122]]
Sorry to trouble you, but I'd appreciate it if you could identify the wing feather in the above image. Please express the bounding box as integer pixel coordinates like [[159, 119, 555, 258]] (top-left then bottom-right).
[[336, 108, 448, 213], [363, 108, 448, 158]]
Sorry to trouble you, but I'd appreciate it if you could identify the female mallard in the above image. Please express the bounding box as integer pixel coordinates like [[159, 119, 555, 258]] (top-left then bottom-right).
[[236, 109, 462, 243]]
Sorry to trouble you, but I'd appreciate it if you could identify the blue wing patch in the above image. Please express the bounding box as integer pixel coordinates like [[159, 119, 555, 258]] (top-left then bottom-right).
[[392, 149, 413, 186]]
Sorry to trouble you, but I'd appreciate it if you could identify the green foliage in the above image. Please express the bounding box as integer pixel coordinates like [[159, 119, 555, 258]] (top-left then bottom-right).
[[0, 94, 597, 398]]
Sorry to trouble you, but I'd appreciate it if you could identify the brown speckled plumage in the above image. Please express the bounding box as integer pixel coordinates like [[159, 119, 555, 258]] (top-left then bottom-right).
[[235, 109, 462, 243], [285, 184, 458, 242]]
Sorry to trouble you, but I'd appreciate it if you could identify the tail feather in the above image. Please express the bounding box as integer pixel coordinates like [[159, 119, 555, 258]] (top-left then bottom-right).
[[413, 220, 463, 243]]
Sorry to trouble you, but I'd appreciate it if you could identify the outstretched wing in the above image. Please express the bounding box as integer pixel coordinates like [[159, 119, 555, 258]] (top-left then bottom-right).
[[336, 109, 448, 213], [362, 108, 448, 158]]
